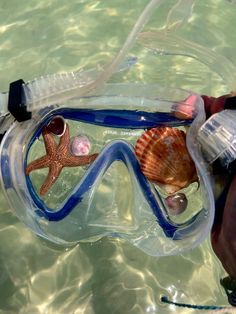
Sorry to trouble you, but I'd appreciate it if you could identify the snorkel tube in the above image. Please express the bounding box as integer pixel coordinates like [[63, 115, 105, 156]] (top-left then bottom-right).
[[0, 0, 222, 257]]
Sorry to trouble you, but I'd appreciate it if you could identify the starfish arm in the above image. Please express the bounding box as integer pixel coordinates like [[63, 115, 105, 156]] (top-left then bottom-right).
[[58, 124, 70, 151], [63, 153, 98, 167], [40, 163, 62, 196], [42, 126, 57, 155], [26, 156, 50, 175]]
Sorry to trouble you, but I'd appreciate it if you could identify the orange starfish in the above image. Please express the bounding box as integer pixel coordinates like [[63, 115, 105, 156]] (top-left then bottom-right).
[[26, 124, 98, 196]]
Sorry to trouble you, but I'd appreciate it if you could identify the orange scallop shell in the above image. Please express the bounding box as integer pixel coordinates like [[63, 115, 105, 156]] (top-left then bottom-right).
[[135, 127, 197, 194]]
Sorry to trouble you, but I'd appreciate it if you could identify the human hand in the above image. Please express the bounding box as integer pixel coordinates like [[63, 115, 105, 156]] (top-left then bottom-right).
[[173, 93, 236, 305]]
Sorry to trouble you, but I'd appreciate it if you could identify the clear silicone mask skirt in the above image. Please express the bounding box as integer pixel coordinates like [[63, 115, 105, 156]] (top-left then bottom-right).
[[0, 84, 215, 256]]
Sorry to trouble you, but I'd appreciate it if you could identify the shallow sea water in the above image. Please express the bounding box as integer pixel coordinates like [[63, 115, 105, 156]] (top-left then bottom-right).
[[1, 1, 236, 313]]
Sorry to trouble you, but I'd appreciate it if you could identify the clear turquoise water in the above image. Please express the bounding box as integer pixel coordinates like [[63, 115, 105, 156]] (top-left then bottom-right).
[[1, 1, 236, 313]]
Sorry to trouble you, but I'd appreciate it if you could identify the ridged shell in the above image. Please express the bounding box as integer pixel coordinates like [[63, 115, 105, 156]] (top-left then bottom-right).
[[135, 127, 197, 194]]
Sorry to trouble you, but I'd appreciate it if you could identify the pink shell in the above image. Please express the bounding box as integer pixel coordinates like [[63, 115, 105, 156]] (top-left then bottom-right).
[[70, 135, 91, 156], [135, 127, 197, 194], [171, 94, 198, 120]]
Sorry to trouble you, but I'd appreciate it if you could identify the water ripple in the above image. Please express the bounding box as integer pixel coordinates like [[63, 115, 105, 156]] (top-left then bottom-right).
[[0, 0, 235, 313]]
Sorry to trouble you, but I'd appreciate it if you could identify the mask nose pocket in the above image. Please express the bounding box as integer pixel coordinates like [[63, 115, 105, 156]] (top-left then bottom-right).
[[86, 160, 137, 232]]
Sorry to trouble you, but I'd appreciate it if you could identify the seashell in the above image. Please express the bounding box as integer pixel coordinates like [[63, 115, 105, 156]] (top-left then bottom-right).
[[47, 116, 66, 136], [135, 127, 198, 194], [171, 94, 198, 120], [165, 193, 188, 215], [70, 135, 91, 156]]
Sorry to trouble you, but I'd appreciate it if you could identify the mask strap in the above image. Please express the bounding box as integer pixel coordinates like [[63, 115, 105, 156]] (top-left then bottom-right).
[[0, 0, 162, 132]]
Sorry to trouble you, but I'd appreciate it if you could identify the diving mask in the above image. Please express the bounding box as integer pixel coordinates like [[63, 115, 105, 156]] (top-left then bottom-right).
[[0, 80, 216, 257]]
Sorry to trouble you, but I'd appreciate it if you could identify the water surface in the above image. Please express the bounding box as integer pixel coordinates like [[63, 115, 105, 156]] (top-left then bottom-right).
[[0, 1, 236, 313]]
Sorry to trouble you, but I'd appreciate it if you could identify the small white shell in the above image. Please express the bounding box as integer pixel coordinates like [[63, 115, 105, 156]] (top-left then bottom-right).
[[70, 135, 91, 156]]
